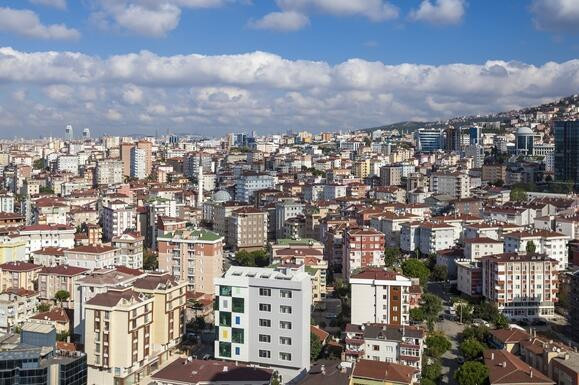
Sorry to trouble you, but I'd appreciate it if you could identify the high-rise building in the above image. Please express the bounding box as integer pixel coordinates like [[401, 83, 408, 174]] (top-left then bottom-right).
[[82, 128, 91, 139], [136, 140, 153, 176], [343, 227, 385, 280], [469, 126, 481, 145], [350, 268, 412, 326], [214, 266, 311, 383], [120, 142, 134, 177], [95, 159, 124, 186], [515, 126, 534, 155], [130, 147, 146, 180], [554, 120, 579, 186], [429, 171, 470, 199], [415, 128, 443, 152], [65, 124, 73, 141]]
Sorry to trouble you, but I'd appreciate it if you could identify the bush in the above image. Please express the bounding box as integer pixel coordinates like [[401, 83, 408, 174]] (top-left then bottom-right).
[[460, 338, 486, 361], [425, 332, 451, 359], [455, 361, 488, 385]]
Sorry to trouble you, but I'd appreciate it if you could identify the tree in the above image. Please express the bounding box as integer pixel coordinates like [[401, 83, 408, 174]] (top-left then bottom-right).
[[235, 249, 269, 267], [430, 265, 448, 282], [310, 332, 323, 361], [56, 331, 70, 342], [455, 361, 488, 385], [33, 159, 45, 170], [143, 249, 158, 270], [425, 332, 451, 359], [54, 290, 70, 305], [455, 303, 474, 323], [473, 301, 500, 323], [494, 313, 509, 329], [461, 325, 490, 343], [37, 303, 51, 312], [422, 361, 442, 381], [421, 293, 443, 322], [510, 187, 527, 202], [526, 240, 536, 254], [460, 338, 486, 361], [402, 259, 430, 285], [188, 316, 206, 332], [39, 186, 54, 194], [421, 379, 437, 385], [410, 307, 425, 323], [384, 247, 400, 267]]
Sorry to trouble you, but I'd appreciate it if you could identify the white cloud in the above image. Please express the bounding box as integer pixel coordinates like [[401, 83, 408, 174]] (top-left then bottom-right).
[[0, 7, 79, 39], [29, 0, 67, 10], [410, 0, 465, 25], [92, 0, 232, 37], [252, 0, 398, 30], [0, 47, 578, 136], [531, 0, 579, 33], [249, 11, 310, 31]]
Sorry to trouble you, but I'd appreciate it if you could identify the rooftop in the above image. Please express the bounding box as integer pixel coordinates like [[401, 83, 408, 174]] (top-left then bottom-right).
[[152, 358, 272, 383]]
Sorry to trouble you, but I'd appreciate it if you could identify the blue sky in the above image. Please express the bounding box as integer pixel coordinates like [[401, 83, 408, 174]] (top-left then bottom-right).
[[0, 0, 578, 137]]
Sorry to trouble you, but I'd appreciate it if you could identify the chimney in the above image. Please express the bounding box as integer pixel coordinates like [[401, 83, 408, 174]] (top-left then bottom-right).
[[530, 370, 533, 378], [223, 366, 228, 372], [491, 352, 494, 360], [502, 361, 507, 368]]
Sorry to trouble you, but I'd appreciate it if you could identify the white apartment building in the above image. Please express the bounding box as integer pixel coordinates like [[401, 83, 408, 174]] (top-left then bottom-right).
[[56, 155, 79, 175], [275, 199, 305, 238], [481, 253, 558, 320], [0, 289, 39, 334], [430, 172, 470, 199], [344, 323, 425, 369], [16, 224, 76, 258], [350, 269, 412, 326], [464, 237, 504, 261], [323, 184, 347, 200], [214, 266, 311, 383], [503, 230, 569, 270], [0, 192, 15, 213], [130, 147, 147, 180], [64, 245, 118, 270], [101, 201, 136, 241], [95, 159, 124, 185], [234, 173, 276, 203], [417, 223, 456, 254], [370, 212, 421, 248]]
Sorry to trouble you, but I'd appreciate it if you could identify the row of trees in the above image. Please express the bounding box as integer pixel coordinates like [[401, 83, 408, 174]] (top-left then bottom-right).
[[454, 325, 491, 385]]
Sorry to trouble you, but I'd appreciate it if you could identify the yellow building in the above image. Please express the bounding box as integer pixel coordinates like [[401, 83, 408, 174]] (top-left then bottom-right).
[[0, 261, 42, 291], [352, 159, 371, 179], [0, 238, 26, 264]]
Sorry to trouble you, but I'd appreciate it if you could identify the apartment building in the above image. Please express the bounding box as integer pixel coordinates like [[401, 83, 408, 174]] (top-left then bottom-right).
[[350, 269, 412, 326], [157, 227, 223, 294], [214, 266, 311, 383], [226, 207, 268, 251], [132, 273, 187, 360], [481, 253, 558, 320], [235, 173, 276, 203], [37, 264, 88, 307], [112, 231, 144, 269], [275, 199, 305, 239], [31, 247, 67, 266], [344, 323, 425, 369], [95, 159, 124, 186], [350, 360, 419, 385], [464, 237, 504, 261], [430, 172, 470, 199], [343, 227, 385, 280], [84, 287, 154, 384], [481, 164, 507, 182], [380, 165, 402, 186], [212, 202, 252, 239], [400, 222, 456, 254], [101, 200, 137, 241], [503, 230, 569, 270], [0, 288, 39, 334], [0, 261, 42, 291], [16, 224, 75, 258], [0, 235, 26, 265], [456, 260, 482, 297]]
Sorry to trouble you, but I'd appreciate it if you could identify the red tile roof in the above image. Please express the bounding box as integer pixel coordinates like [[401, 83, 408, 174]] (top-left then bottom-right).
[[352, 359, 418, 384], [484, 350, 554, 385], [0, 261, 41, 271]]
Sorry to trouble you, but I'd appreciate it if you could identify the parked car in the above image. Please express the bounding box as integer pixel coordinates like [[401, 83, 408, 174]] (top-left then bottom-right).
[[473, 318, 490, 327]]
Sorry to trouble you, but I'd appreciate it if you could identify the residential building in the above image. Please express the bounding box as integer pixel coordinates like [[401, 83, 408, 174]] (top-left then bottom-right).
[[344, 323, 425, 368], [482, 164, 507, 183], [95, 159, 124, 186], [101, 201, 137, 241], [214, 266, 311, 383], [350, 269, 412, 326], [227, 208, 268, 250], [130, 147, 147, 180], [32, 247, 68, 266], [235, 173, 276, 203], [380, 165, 402, 186], [64, 245, 117, 270], [350, 359, 419, 385], [503, 230, 569, 270], [464, 237, 504, 261], [0, 288, 39, 333], [456, 260, 482, 297], [481, 253, 558, 320], [38, 265, 88, 307], [430, 172, 470, 199], [112, 231, 144, 269], [16, 224, 76, 259], [484, 350, 554, 385], [157, 227, 224, 294], [343, 227, 385, 280], [0, 261, 42, 291], [370, 212, 421, 248]]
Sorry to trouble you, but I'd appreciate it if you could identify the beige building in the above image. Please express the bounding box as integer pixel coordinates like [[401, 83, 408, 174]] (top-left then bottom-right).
[[158, 227, 223, 294], [85, 287, 155, 385], [226, 208, 268, 251], [38, 265, 88, 307], [0, 261, 42, 291]]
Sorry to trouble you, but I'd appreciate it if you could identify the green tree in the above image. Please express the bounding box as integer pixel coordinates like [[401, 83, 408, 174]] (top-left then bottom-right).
[[56, 331, 70, 342], [39, 186, 54, 194], [526, 240, 536, 254], [54, 290, 70, 305], [461, 325, 490, 343], [460, 338, 486, 361], [473, 301, 500, 323], [425, 332, 451, 359], [143, 249, 158, 270], [33, 159, 45, 170], [235, 249, 269, 267], [494, 314, 509, 329], [188, 316, 206, 332], [510, 187, 527, 202], [455, 361, 488, 385], [384, 247, 400, 267], [37, 303, 51, 312], [455, 303, 474, 323], [410, 307, 425, 323], [310, 332, 323, 361], [430, 265, 448, 282], [402, 259, 430, 285], [422, 361, 442, 381], [421, 379, 437, 385], [421, 293, 443, 323]]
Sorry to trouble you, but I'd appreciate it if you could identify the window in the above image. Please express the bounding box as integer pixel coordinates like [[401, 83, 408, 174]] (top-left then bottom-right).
[[279, 352, 292, 361], [232, 328, 244, 344], [235, 316, 241, 325], [280, 321, 292, 329], [280, 305, 292, 314], [373, 345, 379, 351], [259, 303, 272, 312], [219, 286, 232, 296], [232, 297, 244, 313], [259, 319, 271, 327], [280, 337, 292, 345], [259, 350, 271, 358], [219, 342, 231, 358], [259, 334, 271, 343], [235, 347, 240, 355], [259, 288, 271, 296], [219, 312, 231, 327], [280, 289, 292, 298]]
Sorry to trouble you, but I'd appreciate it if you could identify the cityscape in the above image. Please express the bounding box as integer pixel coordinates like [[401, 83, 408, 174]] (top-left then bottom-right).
[[0, 1, 579, 385]]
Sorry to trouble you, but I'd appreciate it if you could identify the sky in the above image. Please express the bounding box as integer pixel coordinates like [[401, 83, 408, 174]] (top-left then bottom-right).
[[0, 0, 578, 138]]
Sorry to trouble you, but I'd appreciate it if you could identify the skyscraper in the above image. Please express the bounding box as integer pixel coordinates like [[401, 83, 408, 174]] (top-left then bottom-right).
[[65, 124, 73, 141], [554, 120, 579, 186], [82, 128, 90, 139], [416, 128, 443, 152]]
